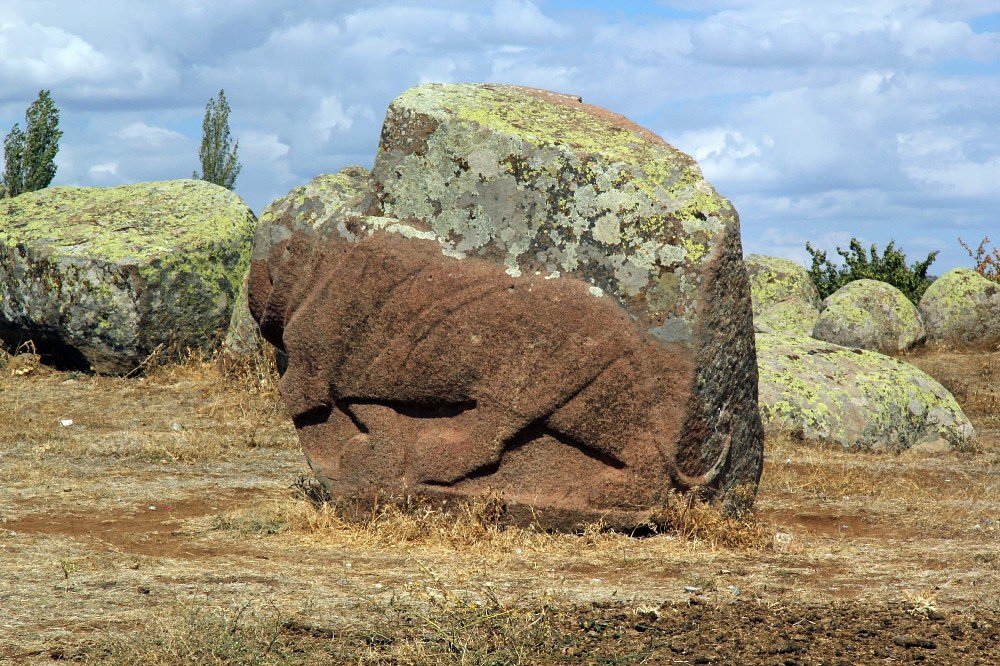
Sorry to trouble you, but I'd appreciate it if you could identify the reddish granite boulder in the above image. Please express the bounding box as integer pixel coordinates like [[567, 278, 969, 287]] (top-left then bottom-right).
[[252, 228, 740, 529], [249, 83, 763, 529]]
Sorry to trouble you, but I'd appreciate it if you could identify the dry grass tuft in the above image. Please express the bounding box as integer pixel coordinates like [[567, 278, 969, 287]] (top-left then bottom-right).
[[209, 477, 773, 560], [85, 599, 313, 665], [348, 580, 567, 664], [0, 346, 296, 468], [214, 339, 282, 394], [83, 588, 576, 665], [652, 490, 773, 551]]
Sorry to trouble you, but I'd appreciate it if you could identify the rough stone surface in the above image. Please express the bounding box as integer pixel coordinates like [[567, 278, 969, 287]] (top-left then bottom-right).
[[919, 268, 1000, 350], [757, 333, 975, 451], [250, 83, 764, 529], [812, 279, 926, 353], [222, 168, 373, 361], [0, 180, 255, 373], [745, 254, 820, 335]]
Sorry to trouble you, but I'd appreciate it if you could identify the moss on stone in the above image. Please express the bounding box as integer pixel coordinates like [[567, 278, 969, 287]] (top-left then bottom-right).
[[813, 279, 925, 353], [0, 180, 256, 373], [744, 254, 820, 335], [919, 268, 1000, 349], [374, 83, 740, 340], [756, 333, 974, 451], [0, 180, 253, 264], [754, 300, 821, 337]]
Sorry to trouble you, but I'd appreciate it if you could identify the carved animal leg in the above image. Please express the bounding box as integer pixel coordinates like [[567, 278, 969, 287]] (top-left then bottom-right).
[[408, 406, 524, 486]]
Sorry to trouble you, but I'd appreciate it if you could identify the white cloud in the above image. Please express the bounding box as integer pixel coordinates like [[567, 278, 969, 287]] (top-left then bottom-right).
[[0, 19, 114, 87], [87, 161, 119, 180], [241, 131, 290, 162], [117, 122, 185, 147], [673, 126, 777, 184], [0, 0, 993, 270], [311, 95, 355, 142]]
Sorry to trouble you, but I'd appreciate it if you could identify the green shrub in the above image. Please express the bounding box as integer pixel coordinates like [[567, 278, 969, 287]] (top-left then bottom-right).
[[805, 239, 938, 305]]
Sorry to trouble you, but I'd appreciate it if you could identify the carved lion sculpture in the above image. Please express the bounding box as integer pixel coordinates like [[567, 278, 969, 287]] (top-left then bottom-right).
[[249, 227, 737, 529]]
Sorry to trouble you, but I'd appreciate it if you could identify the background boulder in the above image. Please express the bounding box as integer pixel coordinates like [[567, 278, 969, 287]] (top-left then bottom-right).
[[812, 279, 925, 353], [0, 180, 255, 374], [919, 268, 1000, 350], [757, 332, 974, 451], [250, 83, 764, 527], [745, 254, 820, 335]]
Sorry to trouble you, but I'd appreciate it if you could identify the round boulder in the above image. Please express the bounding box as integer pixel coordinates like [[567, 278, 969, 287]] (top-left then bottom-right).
[[757, 333, 974, 451], [919, 268, 1000, 350], [812, 279, 925, 353], [745, 254, 820, 335], [0, 180, 255, 374]]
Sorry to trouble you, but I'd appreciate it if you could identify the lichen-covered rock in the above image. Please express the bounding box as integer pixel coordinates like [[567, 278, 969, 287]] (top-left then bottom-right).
[[757, 333, 975, 451], [372, 83, 763, 503], [0, 180, 255, 374], [745, 254, 820, 335], [373, 84, 737, 343], [222, 168, 372, 362], [919, 268, 1000, 350], [812, 279, 925, 353], [250, 83, 764, 528]]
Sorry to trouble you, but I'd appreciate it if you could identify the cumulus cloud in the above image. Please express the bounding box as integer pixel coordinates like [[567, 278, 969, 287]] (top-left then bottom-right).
[[87, 161, 119, 181], [0, 19, 115, 93], [117, 122, 185, 147], [0, 0, 995, 270]]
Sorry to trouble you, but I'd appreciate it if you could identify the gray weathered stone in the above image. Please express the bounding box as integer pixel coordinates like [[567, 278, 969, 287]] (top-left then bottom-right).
[[812, 279, 925, 353], [757, 332, 974, 451], [919, 268, 1000, 350], [0, 180, 255, 374]]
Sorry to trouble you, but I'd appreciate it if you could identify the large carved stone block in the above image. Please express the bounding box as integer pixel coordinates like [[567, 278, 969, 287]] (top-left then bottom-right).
[[249, 84, 763, 529]]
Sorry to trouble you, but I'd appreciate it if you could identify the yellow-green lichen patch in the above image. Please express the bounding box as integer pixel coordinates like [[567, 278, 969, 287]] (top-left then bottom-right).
[[398, 84, 702, 194], [919, 268, 1000, 349], [0, 180, 254, 264], [754, 300, 820, 336], [756, 333, 974, 451], [745, 255, 818, 307], [0, 180, 256, 373], [745, 255, 820, 336], [813, 279, 925, 354], [374, 83, 741, 340]]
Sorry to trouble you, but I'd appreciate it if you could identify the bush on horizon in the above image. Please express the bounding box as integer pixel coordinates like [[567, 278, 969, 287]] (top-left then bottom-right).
[[805, 239, 938, 305]]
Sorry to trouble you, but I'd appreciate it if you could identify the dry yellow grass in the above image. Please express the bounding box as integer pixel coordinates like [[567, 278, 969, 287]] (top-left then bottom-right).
[[0, 344, 998, 663]]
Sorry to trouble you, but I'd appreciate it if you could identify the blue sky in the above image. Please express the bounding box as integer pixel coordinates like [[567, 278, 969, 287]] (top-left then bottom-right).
[[1, 0, 997, 270]]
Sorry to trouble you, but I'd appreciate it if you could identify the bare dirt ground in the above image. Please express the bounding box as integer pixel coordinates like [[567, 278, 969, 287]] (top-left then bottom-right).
[[0, 348, 998, 664]]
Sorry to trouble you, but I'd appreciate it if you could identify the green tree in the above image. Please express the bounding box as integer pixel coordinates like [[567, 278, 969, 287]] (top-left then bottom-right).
[[2, 124, 25, 198], [806, 239, 938, 305], [2, 90, 62, 198], [194, 89, 241, 190]]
